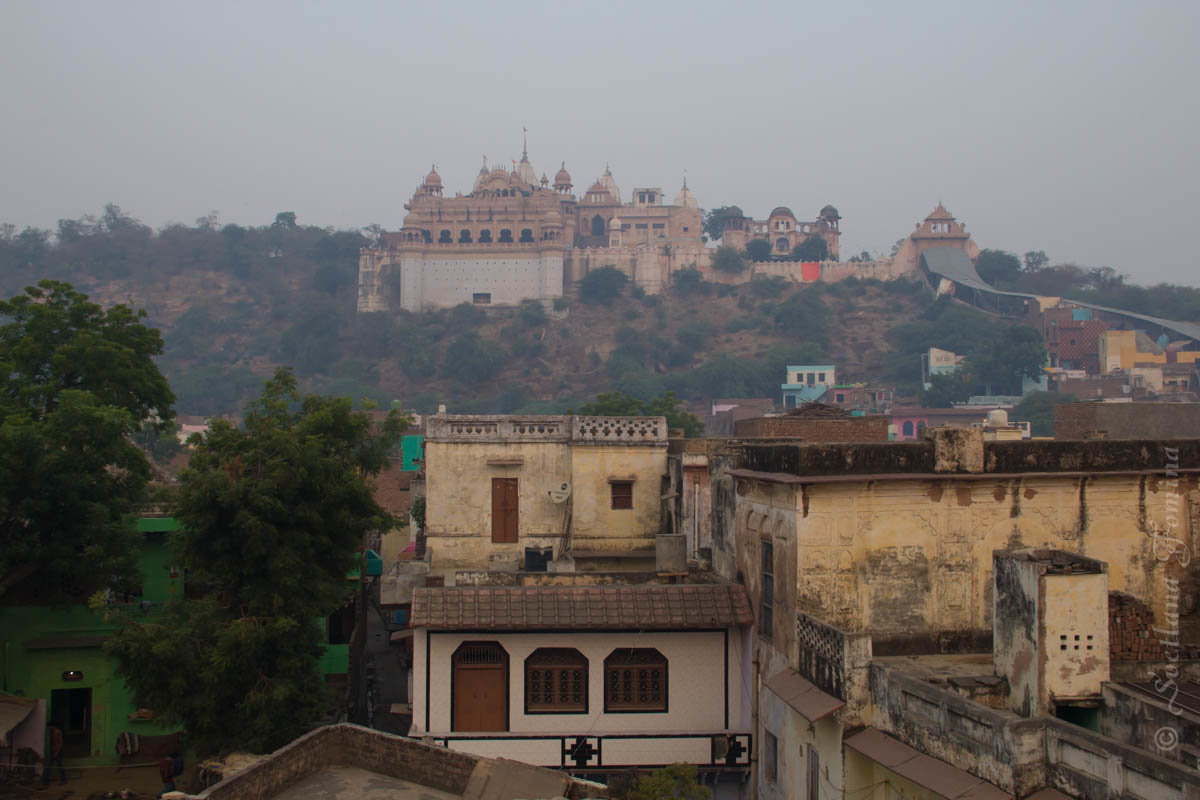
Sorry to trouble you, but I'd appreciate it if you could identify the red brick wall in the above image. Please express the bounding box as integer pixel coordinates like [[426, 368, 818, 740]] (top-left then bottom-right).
[[1109, 591, 1200, 661], [733, 416, 890, 442]]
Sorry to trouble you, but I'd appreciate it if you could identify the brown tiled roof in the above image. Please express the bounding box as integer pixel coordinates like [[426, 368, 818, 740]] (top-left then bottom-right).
[[411, 584, 753, 631]]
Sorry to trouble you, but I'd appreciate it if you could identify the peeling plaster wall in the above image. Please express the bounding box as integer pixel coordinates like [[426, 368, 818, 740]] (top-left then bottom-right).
[[1043, 573, 1110, 703], [731, 473, 1197, 650], [868, 663, 1047, 796], [993, 556, 1041, 718]]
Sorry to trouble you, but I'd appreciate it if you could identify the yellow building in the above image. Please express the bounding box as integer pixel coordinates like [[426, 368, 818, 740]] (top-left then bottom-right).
[[706, 428, 1200, 799], [422, 414, 668, 572], [1099, 329, 1200, 373]]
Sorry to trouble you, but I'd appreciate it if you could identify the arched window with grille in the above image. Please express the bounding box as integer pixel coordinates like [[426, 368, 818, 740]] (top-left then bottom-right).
[[439, 229, 452, 244], [519, 228, 534, 243], [458, 229, 473, 243], [478, 229, 493, 243], [603, 648, 666, 712], [525, 648, 587, 714], [499, 229, 513, 243]]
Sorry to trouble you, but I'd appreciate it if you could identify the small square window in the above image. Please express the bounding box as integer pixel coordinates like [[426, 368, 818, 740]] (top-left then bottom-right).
[[611, 481, 633, 510], [472, 293, 491, 305]]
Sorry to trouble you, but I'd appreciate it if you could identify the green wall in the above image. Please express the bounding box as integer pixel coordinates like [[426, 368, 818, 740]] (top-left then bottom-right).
[[0, 517, 183, 765]]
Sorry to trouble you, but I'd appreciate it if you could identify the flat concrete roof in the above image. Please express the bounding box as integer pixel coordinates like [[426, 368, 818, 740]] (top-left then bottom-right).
[[270, 766, 460, 800]]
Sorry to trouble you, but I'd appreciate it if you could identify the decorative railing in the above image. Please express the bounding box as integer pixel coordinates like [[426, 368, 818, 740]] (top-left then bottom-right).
[[427, 415, 667, 445], [432, 731, 750, 772], [571, 415, 668, 444]]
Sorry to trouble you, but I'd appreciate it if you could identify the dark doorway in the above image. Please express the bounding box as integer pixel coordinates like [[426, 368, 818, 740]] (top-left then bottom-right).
[[50, 687, 92, 759], [591, 215, 605, 237], [491, 478, 518, 543], [452, 642, 508, 731]]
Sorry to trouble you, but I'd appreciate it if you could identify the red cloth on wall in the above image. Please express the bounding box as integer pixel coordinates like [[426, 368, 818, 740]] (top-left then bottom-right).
[[801, 262, 821, 281]]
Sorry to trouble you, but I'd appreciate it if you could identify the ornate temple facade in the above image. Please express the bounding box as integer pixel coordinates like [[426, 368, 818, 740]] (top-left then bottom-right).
[[356, 145, 707, 312], [718, 204, 842, 259]]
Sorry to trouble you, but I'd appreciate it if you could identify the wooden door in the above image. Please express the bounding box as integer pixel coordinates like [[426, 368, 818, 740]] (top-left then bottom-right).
[[491, 478, 518, 543], [452, 642, 508, 731]]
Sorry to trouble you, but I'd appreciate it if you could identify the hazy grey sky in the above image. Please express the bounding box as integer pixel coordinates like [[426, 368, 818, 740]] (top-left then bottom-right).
[[4, 1, 1198, 284]]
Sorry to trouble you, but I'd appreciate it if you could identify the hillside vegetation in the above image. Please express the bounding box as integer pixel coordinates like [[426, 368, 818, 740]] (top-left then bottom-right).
[[0, 207, 940, 416], [14, 207, 1180, 418]]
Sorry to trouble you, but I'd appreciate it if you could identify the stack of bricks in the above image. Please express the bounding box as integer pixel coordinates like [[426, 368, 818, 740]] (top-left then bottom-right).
[[1108, 591, 1200, 661]]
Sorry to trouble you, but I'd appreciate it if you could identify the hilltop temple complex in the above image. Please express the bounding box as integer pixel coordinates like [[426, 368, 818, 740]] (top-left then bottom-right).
[[355, 143, 972, 312]]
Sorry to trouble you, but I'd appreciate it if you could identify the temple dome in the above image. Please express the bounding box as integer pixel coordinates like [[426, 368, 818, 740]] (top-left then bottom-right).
[[673, 179, 698, 209], [608, 216, 622, 230], [769, 206, 795, 218], [820, 204, 840, 220], [727, 206, 745, 218], [555, 162, 572, 186], [424, 166, 442, 187], [599, 165, 621, 204]]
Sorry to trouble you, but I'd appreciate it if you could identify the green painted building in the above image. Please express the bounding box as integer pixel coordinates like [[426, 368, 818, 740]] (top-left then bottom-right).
[[0, 517, 183, 765]]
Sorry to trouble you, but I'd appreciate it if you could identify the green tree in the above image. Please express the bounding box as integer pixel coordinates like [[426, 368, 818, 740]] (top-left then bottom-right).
[[1023, 250, 1049, 272], [975, 249, 1021, 287], [272, 211, 297, 230], [922, 371, 972, 408], [792, 236, 830, 262], [442, 333, 505, 383], [579, 265, 630, 305], [0, 281, 174, 602], [672, 267, 709, 295], [702, 207, 740, 241], [1012, 391, 1077, 437], [575, 391, 703, 438], [102, 369, 405, 753], [745, 238, 773, 261], [968, 326, 1046, 394], [616, 764, 711, 800], [711, 246, 747, 274]]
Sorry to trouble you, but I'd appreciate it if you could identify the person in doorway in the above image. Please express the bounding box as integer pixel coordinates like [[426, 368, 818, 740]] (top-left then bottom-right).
[[158, 754, 176, 796], [41, 722, 66, 785]]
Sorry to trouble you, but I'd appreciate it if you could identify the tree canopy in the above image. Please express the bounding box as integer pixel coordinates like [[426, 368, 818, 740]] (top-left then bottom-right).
[[711, 246, 747, 274], [102, 369, 405, 752], [745, 238, 773, 261], [702, 207, 740, 241], [791, 236, 830, 262], [575, 391, 704, 438], [1012, 391, 1078, 437], [975, 249, 1021, 287], [579, 265, 630, 305], [0, 281, 174, 602]]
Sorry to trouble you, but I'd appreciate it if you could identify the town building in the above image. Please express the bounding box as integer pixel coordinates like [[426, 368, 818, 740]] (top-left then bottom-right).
[[825, 384, 894, 415], [356, 146, 706, 312], [421, 414, 668, 572], [1054, 401, 1200, 439], [781, 365, 836, 408], [732, 405, 890, 443], [0, 515, 185, 769], [406, 583, 753, 791], [707, 429, 1200, 798]]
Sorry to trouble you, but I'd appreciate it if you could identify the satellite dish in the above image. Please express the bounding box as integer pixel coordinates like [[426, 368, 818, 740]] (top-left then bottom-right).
[[548, 482, 571, 503]]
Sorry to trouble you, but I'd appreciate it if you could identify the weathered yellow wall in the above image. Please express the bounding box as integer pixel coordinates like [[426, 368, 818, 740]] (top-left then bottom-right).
[[424, 439, 665, 568], [1043, 572, 1110, 702], [735, 473, 1196, 640], [569, 446, 666, 550], [425, 440, 572, 569]]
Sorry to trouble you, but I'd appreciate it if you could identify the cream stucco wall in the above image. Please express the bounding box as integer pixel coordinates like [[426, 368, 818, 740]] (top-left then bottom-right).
[[412, 630, 748, 736], [734, 473, 1195, 641]]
